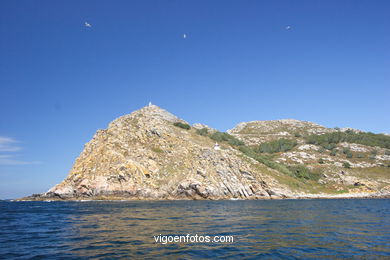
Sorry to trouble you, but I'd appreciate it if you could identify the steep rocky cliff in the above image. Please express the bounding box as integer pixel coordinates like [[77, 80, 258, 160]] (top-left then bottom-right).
[[22, 105, 390, 200], [26, 105, 294, 200]]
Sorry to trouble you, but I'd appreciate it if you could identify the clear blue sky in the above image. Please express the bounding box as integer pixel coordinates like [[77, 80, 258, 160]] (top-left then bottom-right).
[[1, 0, 389, 199]]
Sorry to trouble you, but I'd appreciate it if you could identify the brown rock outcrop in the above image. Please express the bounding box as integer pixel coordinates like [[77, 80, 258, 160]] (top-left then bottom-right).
[[27, 105, 292, 200]]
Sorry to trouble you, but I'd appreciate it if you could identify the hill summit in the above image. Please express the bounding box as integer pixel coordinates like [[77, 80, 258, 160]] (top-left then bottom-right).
[[22, 105, 390, 200]]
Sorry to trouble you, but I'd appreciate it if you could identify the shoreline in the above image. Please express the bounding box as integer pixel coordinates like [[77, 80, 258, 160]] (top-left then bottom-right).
[[14, 192, 390, 202]]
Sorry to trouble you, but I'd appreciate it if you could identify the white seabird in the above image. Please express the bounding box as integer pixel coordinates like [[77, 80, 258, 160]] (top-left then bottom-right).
[[85, 22, 92, 28]]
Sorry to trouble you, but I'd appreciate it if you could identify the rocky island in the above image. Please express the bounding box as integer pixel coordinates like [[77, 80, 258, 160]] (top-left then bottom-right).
[[21, 105, 390, 200]]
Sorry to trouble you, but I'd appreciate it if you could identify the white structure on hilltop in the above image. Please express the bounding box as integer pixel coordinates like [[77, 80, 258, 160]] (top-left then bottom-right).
[[148, 101, 152, 107], [214, 142, 220, 150]]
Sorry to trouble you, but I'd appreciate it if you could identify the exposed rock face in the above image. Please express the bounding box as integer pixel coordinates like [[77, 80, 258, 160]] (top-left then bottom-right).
[[32, 105, 291, 200], [228, 119, 334, 145], [192, 123, 217, 133], [22, 105, 390, 201]]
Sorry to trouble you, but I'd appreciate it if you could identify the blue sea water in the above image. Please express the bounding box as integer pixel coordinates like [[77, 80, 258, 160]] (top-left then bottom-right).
[[0, 199, 390, 259]]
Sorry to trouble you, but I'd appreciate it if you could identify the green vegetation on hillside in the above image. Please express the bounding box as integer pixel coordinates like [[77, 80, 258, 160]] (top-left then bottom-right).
[[257, 139, 297, 153], [209, 131, 244, 146], [173, 122, 191, 130], [305, 130, 390, 149], [239, 146, 321, 181], [152, 147, 163, 153], [197, 130, 321, 181], [343, 162, 351, 168], [196, 128, 209, 136], [294, 132, 302, 137], [190, 122, 390, 193], [287, 165, 322, 181], [197, 125, 389, 185]]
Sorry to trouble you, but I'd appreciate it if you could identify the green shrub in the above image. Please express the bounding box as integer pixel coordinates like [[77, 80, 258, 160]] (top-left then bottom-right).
[[257, 139, 297, 153], [318, 147, 325, 153], [173, 122, 190, 130], [343, 162, 351, 168], [227, 138, 244, 146], [152, 147, 163, 153], [239, 146, 321, 181], [342, 147, 351, 154], [294, 132, 302, 137], [330, 150, 337, 156], [318, 158, 325, 164], [196, 128, 209, 136], [322, 142, 337, 150], [304, 131, 390, 149], [346, 152, 353, 158], [210, 132, 244, 146], [385, 150, 390, 156], [287, 165, 322, 181], [210, 132, 226, 142], [239, 146, 292, 176]]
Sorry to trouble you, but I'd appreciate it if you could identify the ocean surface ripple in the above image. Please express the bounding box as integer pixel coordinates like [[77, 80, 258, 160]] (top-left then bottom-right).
[[1, 199, 390, 259]]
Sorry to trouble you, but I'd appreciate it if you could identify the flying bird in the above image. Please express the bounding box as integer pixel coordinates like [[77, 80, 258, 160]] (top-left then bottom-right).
[[285, 26, 291, 30], [183, 34, 187, 39], [85, 22, 92, 28]]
